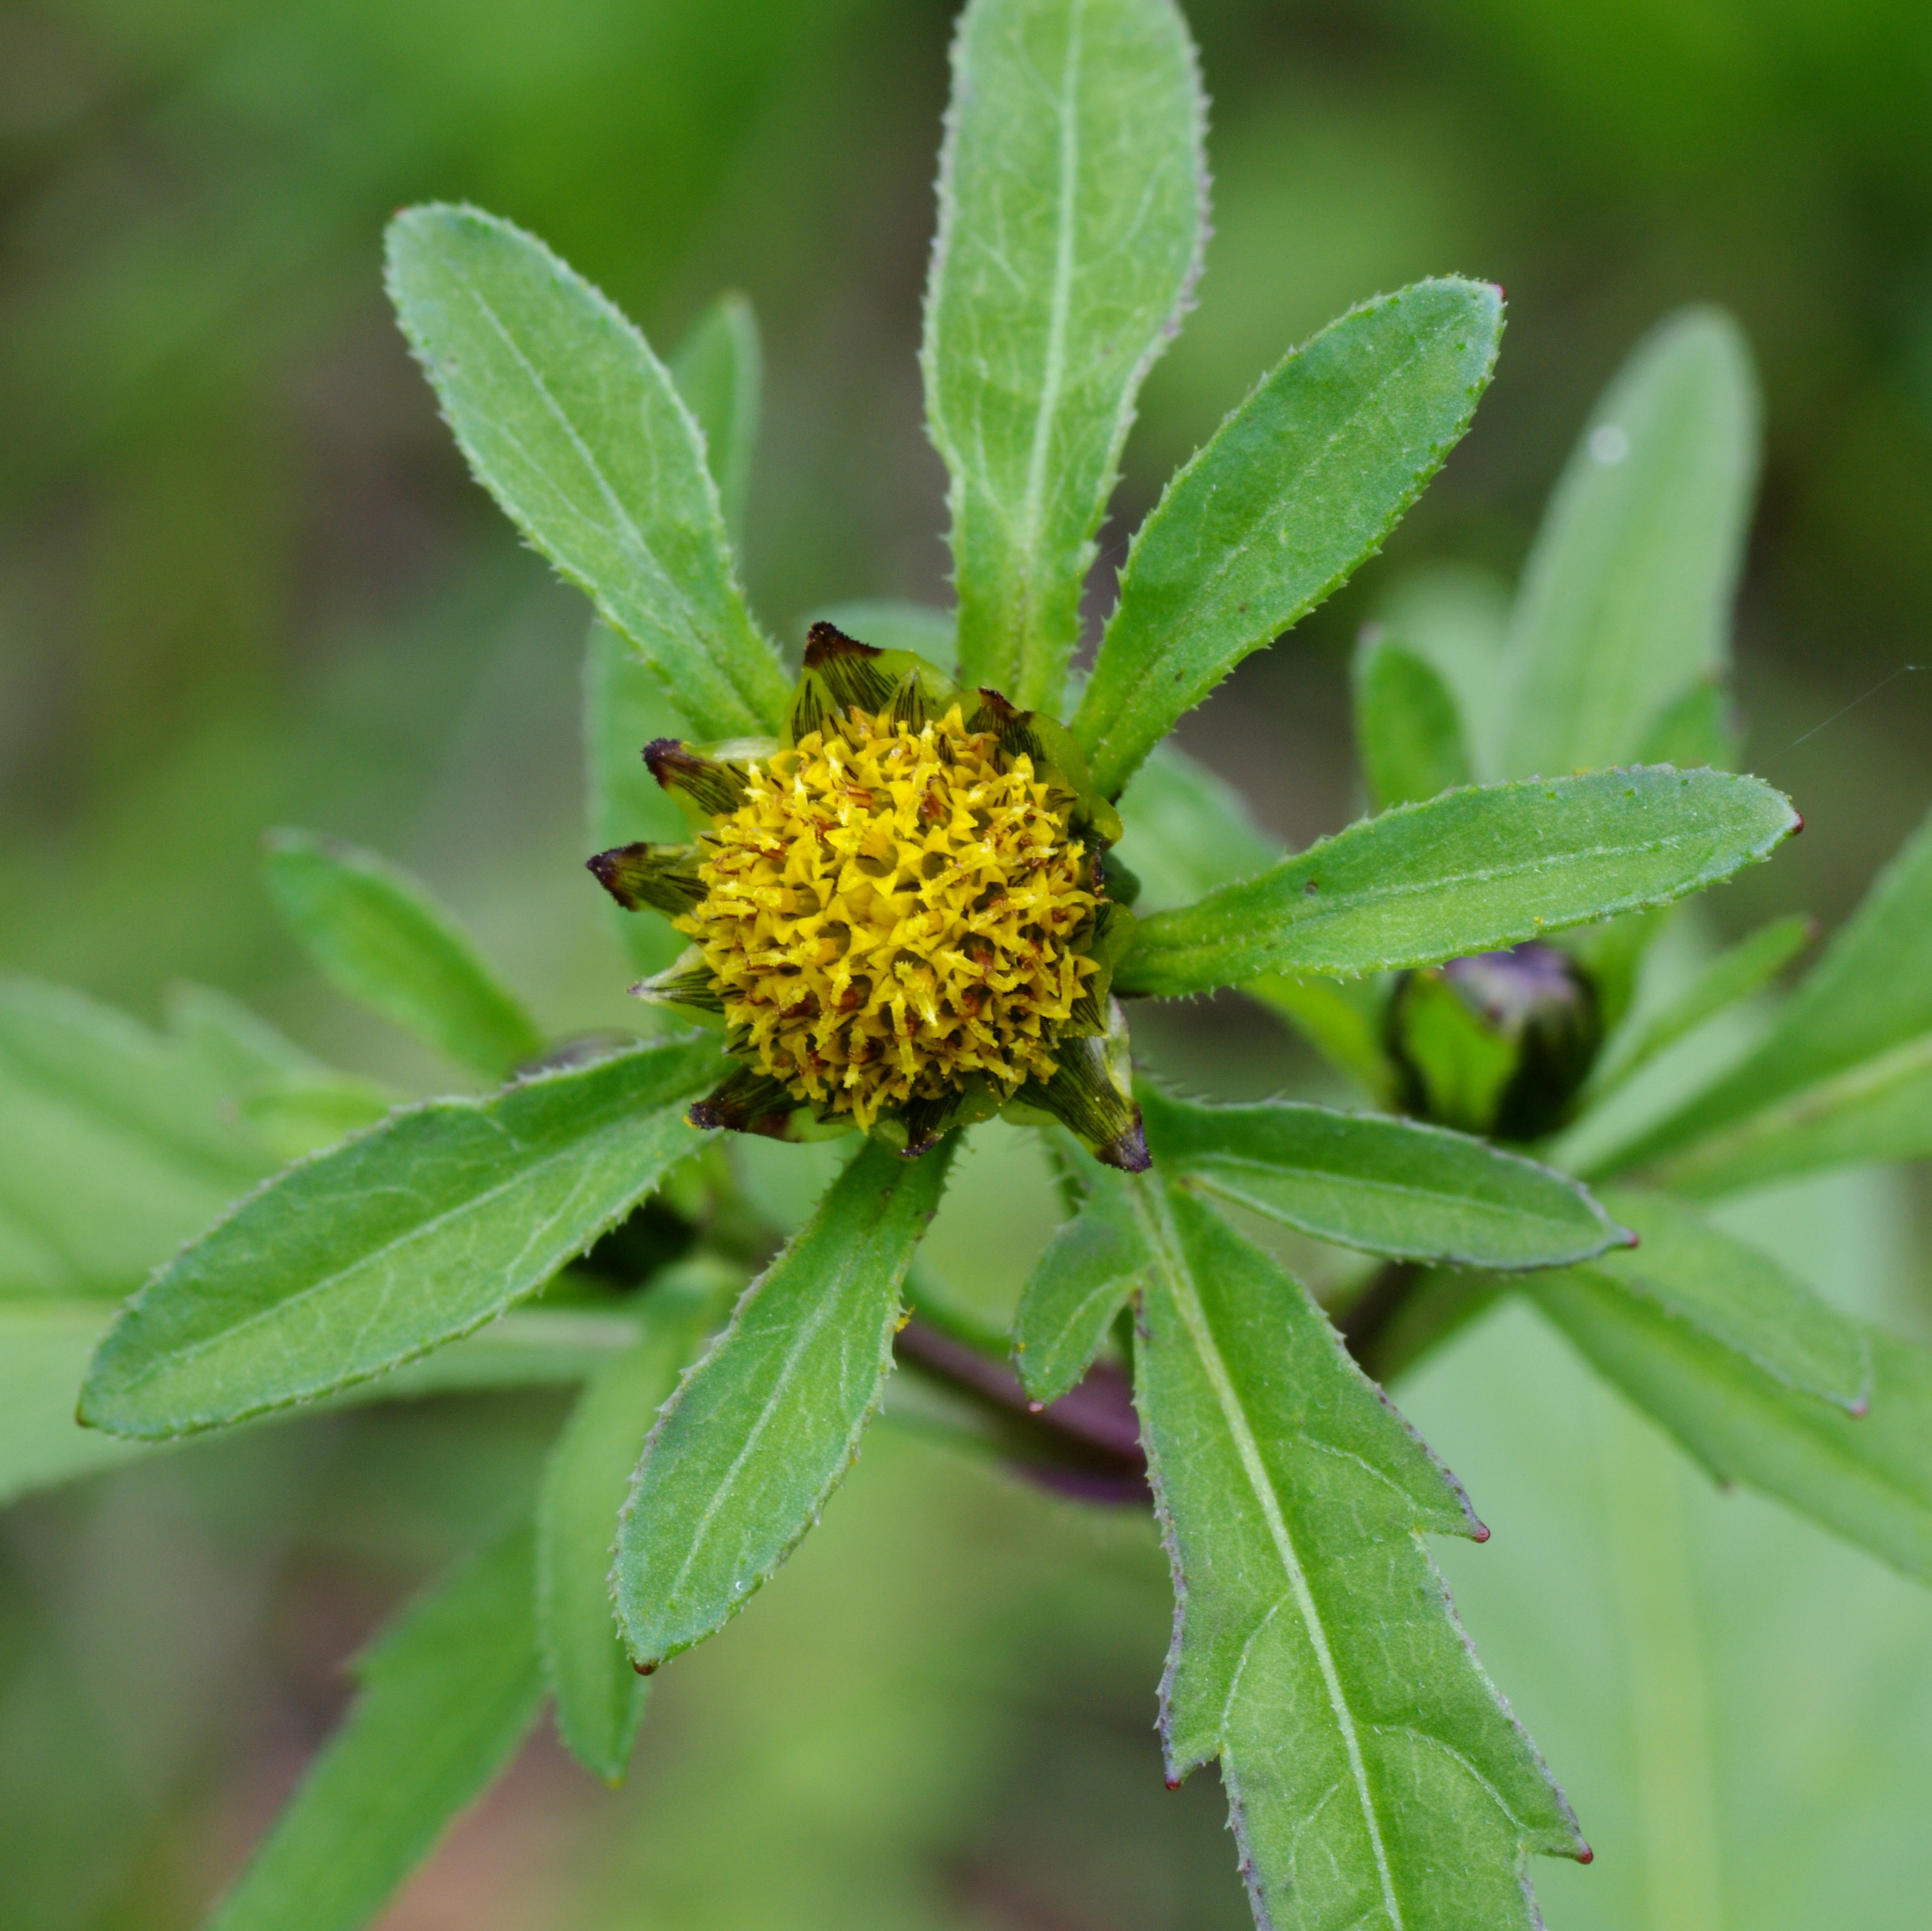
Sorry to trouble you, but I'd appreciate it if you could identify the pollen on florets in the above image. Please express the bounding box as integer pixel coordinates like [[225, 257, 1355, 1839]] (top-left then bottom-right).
[[674, 701, 1101, 1132]]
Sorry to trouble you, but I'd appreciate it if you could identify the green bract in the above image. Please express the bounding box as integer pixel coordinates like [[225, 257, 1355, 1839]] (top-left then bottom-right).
[[9, 3, 1921, 1929]]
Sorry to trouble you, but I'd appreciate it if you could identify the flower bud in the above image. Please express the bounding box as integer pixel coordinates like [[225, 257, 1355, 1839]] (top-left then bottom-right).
[[1385, 941, 1601, 1141]]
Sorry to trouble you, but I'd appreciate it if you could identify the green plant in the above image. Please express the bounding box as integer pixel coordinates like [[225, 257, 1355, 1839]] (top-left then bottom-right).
[[5, 0, 1931, 1924]]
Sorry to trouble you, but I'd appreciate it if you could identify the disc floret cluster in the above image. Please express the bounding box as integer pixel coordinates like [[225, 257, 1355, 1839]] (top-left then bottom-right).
[[590, 624, 1145, 1165]]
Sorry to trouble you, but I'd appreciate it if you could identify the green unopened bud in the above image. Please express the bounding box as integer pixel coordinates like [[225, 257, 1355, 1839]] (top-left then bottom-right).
[[1386, 942, 1601, 1141]]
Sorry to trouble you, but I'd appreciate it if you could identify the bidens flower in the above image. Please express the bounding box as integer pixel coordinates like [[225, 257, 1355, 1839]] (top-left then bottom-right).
[[589, 623, 1148, 1169]]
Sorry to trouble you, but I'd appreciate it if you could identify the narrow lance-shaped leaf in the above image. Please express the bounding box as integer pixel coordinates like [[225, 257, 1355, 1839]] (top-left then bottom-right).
[[1014, 1155, 1148, 1404], [205, 1525, 545, 1931], [614, 1136, 954, 1670], [1118, 766, 1799, 998], [263, 829, 543, 1080], [386, 205, 789, 740], [923, 0, 1206, 709], [1075, 280, 1504, 798], [1502, 308, 1759, 779], [669, 291, 760, 549], [1584, 912, 1813, 1102], [538, 1263, 735, 1783], [1583, 1189, 1871, 1409], [80, 1035, 724, 1439], [1606, 799, 1932, 1187], [1534, 1277, 1932, 1587], [1353, 630, 1472, 811], [1130, 1176, 1586, 1930], [7, 1301, 651, 1509], [0, 980, 275, 1298], [1139, 1083, 1628, 1270]]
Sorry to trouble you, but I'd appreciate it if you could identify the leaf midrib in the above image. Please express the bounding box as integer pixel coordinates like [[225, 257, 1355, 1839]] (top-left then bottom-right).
[[110, 1102, 682, 1401], [1011, 0, 1087, 660], [1137, 1179, 1405, 1930], [1186, 1157, 1595, 1259], [1142, 802, 1774, 969]]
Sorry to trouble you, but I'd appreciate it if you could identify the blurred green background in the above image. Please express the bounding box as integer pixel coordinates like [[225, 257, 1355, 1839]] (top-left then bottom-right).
[[3, 1, 1931, 1925]]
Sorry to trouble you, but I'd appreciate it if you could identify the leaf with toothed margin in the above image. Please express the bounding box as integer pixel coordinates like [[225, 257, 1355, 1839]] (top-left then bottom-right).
[[1075, 278, 1505, 799], [1138, 1083, 1628, 1271], [1127, 1174, 1587, 1929], [1117, 766, 1799, 998], [1551, 1189, 1871, 1412], [386, 205, 790, 741], [1533, 1268, 1932, 1587], [1601, 799, 1932, 1195], [203, 1524, 544, 1931], [924, 0, 1207, 712], [78, 1035, 725, 1439], [613, 1136, 954, 1670], [5, 1300, 660, 1509]]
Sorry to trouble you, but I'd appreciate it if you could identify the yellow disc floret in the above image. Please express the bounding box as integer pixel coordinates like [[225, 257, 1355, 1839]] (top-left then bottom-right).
[[675, 702, 1101, 1131]]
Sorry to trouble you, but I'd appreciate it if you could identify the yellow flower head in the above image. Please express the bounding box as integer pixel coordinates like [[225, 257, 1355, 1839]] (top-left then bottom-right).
[[678, 701, 1100, 1132], [588, 623, 1147, 1168]]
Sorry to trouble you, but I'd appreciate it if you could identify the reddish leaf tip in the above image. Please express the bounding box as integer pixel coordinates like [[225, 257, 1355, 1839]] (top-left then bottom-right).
[[1848, 1397, 1870, 1419], [1576, 1846, 1593, 1865], [633, 1660, 659, 1677], [1471, 1522, 1491, 1544]]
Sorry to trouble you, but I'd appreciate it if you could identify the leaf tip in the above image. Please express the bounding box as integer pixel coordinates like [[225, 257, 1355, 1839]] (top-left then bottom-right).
[[1613, 1225, 1641, 1250], [1575, 1844, 1595, 1865]]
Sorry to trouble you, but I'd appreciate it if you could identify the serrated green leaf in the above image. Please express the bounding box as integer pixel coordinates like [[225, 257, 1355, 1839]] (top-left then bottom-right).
[[1118, 766, 1799, 998], [1075, 280, 1504, 798], [386, 204, 789, 740], [1014, 1160, 1147, 1403], [1502, 308, 1759, 779], [1535, 1279, 1932, 1585], [614, 1136, 953, 1669], [1606, 801, 1932, 1189], [1635, 1033, 1932, 1200], [1112, 739, 1281, 912], [1130, 1177, 1584, 1928], [1586, 912, 1813, 1102], [263, 829, 543, 1080], [0, 980, 274, 1298], [1354, 631, 1472, 812], [205, 1525, 545, 1931], [669, 291, 760, 549], [3, 1302, 647, 1509], [538, 1265, 734, 1783], [923, 0, 1206, 709], [584, 620, 694, 979], [1140, 1083, 1625, 1270], [1583, 1190, 1871, 1409], [80, 1036, 723, 1439]]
